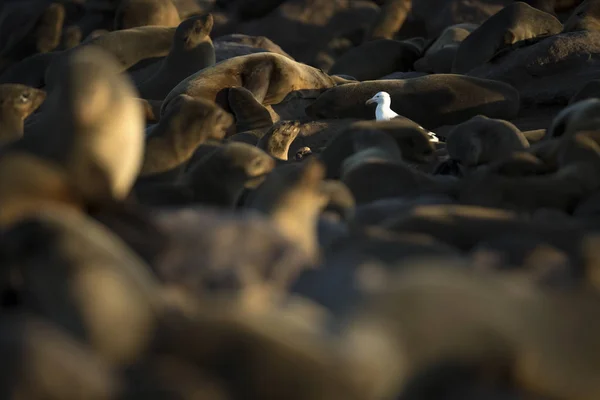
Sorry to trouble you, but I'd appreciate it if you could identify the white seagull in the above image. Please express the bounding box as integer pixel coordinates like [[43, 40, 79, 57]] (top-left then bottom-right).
[[365, 91, 439, 142]]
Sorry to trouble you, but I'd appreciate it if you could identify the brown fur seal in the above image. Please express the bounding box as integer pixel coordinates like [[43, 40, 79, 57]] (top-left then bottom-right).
[[144, 208, 314, 311], [16, 46, 145, 201], [184, 142, 275, 207], [458, 133, 600, 213], [0, 152, 83, 228], [329, 39, 421, 81], [305, 74, 521, 130], [115, 0, 181, 30], [563, 0, 600, 32], [136, 98, 162, 123], [60, 25, 83, 50], [78, 25, 176, 71], [140, 94, 233, 177], [0, 313, 120, 399], [366, 0, 412, 40], [318, 119, 436, 179], [0, 2, 65, 73], [161, 52, 347, 116], [445, 115, 530, 167], [137, 14, 215, 100], [0, 84, 46, 145], [452, 2, 563, 74], [546, 98, 600, 139], [414, 23, 479, 73], [247, 158, 331, 264], [214, 33, 293, 60], [1, 206, 162, 366], [257, 121, 301, 161], [341, 158, 457, 205], [227, 86, 274, 136], [136, 142, 275, 208]]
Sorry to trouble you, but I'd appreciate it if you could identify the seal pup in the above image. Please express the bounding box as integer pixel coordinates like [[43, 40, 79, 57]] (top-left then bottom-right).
[[137, 14, 216, 101], [365, 91, 439, 142], [140, 94, 233, 178], [257, 121, 301, 161], [0, 84, 46, 145], [161, 52, 345, 116], [114, 0, 181, 30], [16, 46, 145, 202], [452, 2, 563, 74], [306, 75, 520, 130], [445, 115, 530, 168]]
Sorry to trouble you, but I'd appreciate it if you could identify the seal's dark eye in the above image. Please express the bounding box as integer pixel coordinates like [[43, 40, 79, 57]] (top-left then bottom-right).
[[18, 93, 30, 103]]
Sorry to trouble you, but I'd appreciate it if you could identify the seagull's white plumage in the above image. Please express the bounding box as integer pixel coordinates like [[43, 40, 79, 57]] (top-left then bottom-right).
[[366, 91, 440, 143]]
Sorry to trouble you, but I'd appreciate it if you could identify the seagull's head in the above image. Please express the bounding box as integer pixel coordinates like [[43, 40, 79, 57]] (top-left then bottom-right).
[[365, 91, 391, 106]]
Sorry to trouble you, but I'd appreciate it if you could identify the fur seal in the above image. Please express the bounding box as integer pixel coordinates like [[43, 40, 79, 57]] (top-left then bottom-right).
[[563, 0, 600, 32], [414, 23, 479, 74], [78, 24, 176, 71], [0, 84, 46, 145], [445, 115, 530, 167], [137, 14, 216, 100], [366, 0, 412, 40], [0, 313, 120, 399], [306, 74, 520, 129], [146, 207, 313, 307], [136, 142, 275, 208], [0, 206, 162, 366], [115, 0, 181, 30], [214, 33, 293, 60], [247, 158, 331, 263], [140, 94, 233, 177], [137, 98, 162, 123], [328, 39, 421, 81], [0, 2, 65, 73], [0, 152, 83, 228], [161, 52, 346, 116], [60, 25, 83, 50], [452, 2, 563, 74], [227, 86, 274, 136], [318, 119, 437, 179], [546, 98, 600, 140], [16, 46, 145, 202], [184, 142, 276, 207], [257, 121, 301, 161]]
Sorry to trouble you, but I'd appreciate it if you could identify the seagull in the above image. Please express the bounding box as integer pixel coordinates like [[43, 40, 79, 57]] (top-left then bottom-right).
[[366, 91, 439, 143]]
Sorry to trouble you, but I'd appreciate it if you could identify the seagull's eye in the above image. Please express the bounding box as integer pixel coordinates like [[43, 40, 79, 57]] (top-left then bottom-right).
[[18, 92, 31, 103]]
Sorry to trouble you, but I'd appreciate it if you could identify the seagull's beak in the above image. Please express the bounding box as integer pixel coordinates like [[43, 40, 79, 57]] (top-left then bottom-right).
[[365, 98, 375, 105]]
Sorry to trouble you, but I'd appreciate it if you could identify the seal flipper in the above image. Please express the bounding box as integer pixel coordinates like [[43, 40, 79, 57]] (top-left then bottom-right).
[[227, 86, 273, 133]]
